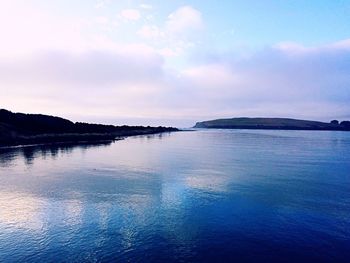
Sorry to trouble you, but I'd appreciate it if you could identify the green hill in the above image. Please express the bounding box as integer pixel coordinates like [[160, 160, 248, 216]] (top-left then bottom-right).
[[194, 117, 350, 131]]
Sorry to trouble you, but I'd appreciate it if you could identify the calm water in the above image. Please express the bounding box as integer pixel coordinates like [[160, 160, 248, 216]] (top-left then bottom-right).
[[0, 130, 349, 262]]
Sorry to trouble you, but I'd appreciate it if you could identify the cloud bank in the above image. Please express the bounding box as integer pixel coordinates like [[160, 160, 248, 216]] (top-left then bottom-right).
[[1, 39, 349, 126], [0, 2, 349, 127]]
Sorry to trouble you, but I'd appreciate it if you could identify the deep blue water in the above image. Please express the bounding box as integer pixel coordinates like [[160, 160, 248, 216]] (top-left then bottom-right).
[[0, 129, 349, 263]]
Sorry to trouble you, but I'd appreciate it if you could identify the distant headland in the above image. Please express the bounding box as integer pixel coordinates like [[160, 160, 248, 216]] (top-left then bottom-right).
[[194, 117, 350, 131], [0, 109, 178, 147]]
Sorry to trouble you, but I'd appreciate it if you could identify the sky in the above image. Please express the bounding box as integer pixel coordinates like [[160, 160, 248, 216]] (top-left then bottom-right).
[[0, 0, 350, 127]]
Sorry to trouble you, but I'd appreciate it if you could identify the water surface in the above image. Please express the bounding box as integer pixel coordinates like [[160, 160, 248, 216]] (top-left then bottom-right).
[[0, 130, 349, 262]]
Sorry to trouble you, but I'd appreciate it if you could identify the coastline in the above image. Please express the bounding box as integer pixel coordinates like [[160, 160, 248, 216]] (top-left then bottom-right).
[[194, 117, 350, 131], [0, 109, 179, 147], [0, 128, 179, 148], [193, 126, 350, 131]]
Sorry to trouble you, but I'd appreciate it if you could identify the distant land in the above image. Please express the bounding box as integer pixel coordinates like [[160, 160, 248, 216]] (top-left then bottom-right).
[[0, 109, 178, 147], [194, 117, 350, 131]]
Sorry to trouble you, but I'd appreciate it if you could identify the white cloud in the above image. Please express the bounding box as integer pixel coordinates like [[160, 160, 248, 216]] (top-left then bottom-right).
[[140, 4, 153, 10], [166, 6, 203, 34], [119, 9, 141, 21], [136, 6, 203, 57], [331, 39, 350, 50], [95, 16, 108, 25], [137, 25, 163, 39], [184, 64, 238, 88], [94, 0, 110, 9], [158, 47, 181, 57], [275, 39, 350, 54]]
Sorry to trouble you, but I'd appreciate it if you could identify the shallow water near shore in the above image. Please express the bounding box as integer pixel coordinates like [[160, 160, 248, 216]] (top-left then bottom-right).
[[0, 130, 349, 262]]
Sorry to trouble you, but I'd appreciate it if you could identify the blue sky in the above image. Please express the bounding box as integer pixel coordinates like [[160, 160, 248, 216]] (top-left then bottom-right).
[[0, 0, 349, 126]]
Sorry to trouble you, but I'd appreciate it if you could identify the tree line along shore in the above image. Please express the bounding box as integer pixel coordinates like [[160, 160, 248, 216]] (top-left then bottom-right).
[[0, 109, 178, 147]]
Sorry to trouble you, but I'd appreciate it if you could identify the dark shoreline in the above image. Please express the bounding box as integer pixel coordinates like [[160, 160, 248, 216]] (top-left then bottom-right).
[[0, 109, 179, 147], [0, 129, 179, 148]]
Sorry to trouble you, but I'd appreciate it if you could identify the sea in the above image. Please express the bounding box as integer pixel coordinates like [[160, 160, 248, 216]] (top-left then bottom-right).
[[0, 129, 349, 262]]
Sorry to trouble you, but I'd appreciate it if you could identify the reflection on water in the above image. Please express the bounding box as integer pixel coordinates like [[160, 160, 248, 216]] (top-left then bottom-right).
[[0, 130, 349, 262], [0, 191, 47, 231], [0, 141, 113, 167], [184, 169, 230, 192]]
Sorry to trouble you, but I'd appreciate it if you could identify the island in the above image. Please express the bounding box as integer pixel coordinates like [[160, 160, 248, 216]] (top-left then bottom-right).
[[0, 109, 178, 147], [194, 117, 350, 131]]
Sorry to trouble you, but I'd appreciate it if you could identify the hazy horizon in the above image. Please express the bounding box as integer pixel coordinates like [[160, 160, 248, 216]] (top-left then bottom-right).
[[1, 0, 350, 127]]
